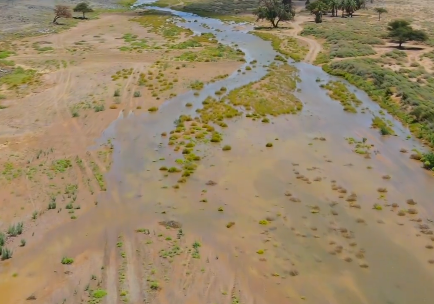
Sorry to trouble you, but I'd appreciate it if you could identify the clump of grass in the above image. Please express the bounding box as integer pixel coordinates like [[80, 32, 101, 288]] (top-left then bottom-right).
[[373, 204, 383, 210], [226, 222, 235, 228], [218, 207, 224, 211], [322, 81, 361, 113], [0, 232, 5, 247], [168, 167, 180, 173], [61, 257, 74, 265], [148, 106, 158, 112], [7, 222, 23, 236], [94, 104, 105, 112], [92, 289, 107, 298], [262, 118, 270, 123], [189, 80, 204, 90], [134, 91, 141, 97], [257, 249, 264, 254], [114, 89, 121, 97], [372, 116, 394, 135], [421, 152, 434, 170], [259, 220, 269, 225], [1, 247, 13, 260], [266, 143, 273, 147], [20, 239, 26, 247], [150, 281, 160, 290], [222, 145, 231, 151]]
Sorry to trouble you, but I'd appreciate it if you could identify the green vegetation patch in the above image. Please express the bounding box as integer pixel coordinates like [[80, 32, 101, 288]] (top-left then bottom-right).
[[134, 12, 193, 40], [224, 63, 302, 116], [301, 17, 384, 61], [0, 50, 15, 67], [0, 67, 39, 89], [323, 58, 434, 146], [253, 31, 308, 62], [175, 44, 244, 62], [372, 116, 395, 135], [321, 81, 361, 113]]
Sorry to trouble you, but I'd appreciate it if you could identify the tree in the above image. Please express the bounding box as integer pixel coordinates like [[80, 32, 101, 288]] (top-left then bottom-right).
[[253, 0, 295, 28], [344, 0, 357, 17], [306, 0, 328, 23], [53, 5, 72, 24], [326, 0, 340, 17], [374, 7, 387, 21], [387, 19, 428, 48], [73, 2, 94, 19]]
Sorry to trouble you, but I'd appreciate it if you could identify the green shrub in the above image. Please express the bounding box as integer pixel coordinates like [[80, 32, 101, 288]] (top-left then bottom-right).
[[134, 91, 141, 97], [0, 232, 5, 246], [61, 257, 74, 264], [1, 247, 13, 260], [92, 289, 107, 298], [323, 58, 434, 146], [421, 152, 434, 170], [7, 222, 23, 236], [114, 89, 121, 97], [94, 104, 105, 112]]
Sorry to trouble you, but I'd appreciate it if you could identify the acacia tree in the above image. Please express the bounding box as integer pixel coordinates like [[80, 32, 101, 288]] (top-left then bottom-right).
[[53, 5, 72, 24], [253, 0, 295, 28], [387, 19, 428, 48], [73, 2, 94, 19], [306, 0, 328, 23], [374, 7, 387, 21]]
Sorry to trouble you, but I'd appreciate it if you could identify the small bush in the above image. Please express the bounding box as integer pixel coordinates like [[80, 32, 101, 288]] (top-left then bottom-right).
[[32, 211, 38, 220], [266, 143, 273, 147], [0, 232, 5, 247], [114, 89, 121, 97], [7, 222, 23, 236], [148, 106, 158, 112], [421, 152, 434, 170], [222, 145, 231, 151], [186, 102, 192, 107], [134, 91, 141, 97], [61, 257, 74, 265], [94, 104, 105, 112], [150, 281, 160, 290], [20, 239, 26, 247], [92, 289, 107, 298], [1, 247, 13, 260]]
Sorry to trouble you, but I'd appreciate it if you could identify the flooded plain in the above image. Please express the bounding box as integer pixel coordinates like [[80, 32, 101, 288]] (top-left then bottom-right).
[[1, 2, 434, 304]]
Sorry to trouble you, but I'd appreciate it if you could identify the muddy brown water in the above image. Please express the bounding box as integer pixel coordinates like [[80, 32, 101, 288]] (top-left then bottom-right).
[[1, 3, 434, 304]]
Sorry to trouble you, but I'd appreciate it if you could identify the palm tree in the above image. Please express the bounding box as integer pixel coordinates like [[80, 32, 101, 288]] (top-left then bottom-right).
[[327, 0, 339, 17], [374, 7, 387, 21], [345, 0, 357, 17]]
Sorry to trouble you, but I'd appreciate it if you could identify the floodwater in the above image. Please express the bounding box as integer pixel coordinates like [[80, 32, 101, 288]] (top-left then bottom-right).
[[1, 2, 434, 304]]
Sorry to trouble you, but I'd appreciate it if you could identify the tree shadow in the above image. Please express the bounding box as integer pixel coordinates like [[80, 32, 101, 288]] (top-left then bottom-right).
[[376, 45, 426, 51], [254, 26, 293, 30]]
